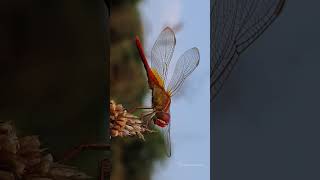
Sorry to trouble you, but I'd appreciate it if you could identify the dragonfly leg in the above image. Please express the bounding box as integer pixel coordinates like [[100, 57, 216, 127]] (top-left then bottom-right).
[[123, 109, 154, 121], [123, 115, 141, 120], [140, 111, 155, 127], [127, 106, 153, 114]]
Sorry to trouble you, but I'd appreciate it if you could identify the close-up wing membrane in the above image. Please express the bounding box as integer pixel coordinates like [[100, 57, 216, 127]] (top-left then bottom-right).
[[211, 0, 286, 101], [166, 48, 200, 97], [151, 27, 176, 84], [161, 119, 172, 157]]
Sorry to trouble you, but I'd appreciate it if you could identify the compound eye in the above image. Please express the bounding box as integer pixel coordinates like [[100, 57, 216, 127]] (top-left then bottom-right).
[[154, 119, 167, 127], [155, 112, 170, 123]]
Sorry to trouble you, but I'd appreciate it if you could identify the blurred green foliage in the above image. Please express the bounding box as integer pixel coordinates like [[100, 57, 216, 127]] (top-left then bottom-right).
[[110, 1, 167, 180], [110, 2, 145, 108]]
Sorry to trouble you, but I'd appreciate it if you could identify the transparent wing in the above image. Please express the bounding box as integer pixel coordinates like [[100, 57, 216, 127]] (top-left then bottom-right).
[[160, 119, 171, 157], [211, 0, 286, 101], [151, 27, 176, 84], [166, 48, 200, 96]]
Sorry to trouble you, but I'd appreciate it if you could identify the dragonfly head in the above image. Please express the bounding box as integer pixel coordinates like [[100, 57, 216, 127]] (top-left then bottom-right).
[[153, 111, 170, 128]]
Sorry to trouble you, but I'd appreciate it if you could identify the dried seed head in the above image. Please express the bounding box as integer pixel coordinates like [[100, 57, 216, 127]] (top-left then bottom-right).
[[110, 100, 153, 140], [0, 122, 91, 179]]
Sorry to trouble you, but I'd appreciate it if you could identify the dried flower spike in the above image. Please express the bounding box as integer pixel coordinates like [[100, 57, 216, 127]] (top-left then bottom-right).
[[0, 121, 91, 180], [110, 100, 153, 140]]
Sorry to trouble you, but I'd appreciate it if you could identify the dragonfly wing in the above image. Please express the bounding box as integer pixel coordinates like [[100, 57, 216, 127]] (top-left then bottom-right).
[[159, 111, 171, 157], [211, 0, 286, 101], [151, 27, 176, 85], [166, 48, 200, 96]]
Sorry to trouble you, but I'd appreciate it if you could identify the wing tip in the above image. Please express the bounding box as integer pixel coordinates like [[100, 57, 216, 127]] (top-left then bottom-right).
[[163, 26, 173, 32], [191, 47, 200, 65], [192, 47, 200, 54], [274, 0, 286, 16], [162, 26, 176, 43], [167, 152, 172, 157]]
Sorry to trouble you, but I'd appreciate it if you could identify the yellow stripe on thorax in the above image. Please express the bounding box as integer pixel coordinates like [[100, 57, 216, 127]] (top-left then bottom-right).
[[151, 68, 165, 88]]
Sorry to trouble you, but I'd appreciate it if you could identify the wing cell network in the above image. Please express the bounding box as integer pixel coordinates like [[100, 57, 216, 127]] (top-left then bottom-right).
[[211, 0, 286, 101], [166, 48, 200, 96], [151, 27, 176, 85]]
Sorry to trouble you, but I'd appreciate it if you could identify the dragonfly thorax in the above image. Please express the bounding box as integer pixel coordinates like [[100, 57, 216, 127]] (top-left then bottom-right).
[[151, 85, 171, 112]]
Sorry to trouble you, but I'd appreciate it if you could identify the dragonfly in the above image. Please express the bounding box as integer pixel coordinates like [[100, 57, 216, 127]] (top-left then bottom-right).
[[135, 27, 200, 157], [211, 0, 286, 101]]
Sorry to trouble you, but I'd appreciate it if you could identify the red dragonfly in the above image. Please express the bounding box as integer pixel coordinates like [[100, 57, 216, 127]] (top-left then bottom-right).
[[135, 27, 200, 156]]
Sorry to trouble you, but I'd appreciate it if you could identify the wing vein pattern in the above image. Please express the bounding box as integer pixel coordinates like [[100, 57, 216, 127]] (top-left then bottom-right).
[[210, 0, 286, 101]]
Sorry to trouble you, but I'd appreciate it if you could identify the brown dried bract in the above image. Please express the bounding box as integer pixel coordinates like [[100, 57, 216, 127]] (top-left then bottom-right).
[[0, 121, 91, 180], [110, 100, 153, 140]]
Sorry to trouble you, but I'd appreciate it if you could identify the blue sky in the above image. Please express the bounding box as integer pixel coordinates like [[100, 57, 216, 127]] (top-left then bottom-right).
[[138, 1, 210, 179]]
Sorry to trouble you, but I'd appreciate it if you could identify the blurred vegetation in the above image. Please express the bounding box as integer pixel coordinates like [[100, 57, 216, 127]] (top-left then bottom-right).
[[110, 1, 145, 108], [110, 1, 167, 180]]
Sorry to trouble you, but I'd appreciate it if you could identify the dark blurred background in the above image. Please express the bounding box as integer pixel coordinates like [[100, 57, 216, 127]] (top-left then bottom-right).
[[212, 1, 320, 180], [0, 0, 109, 177]]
